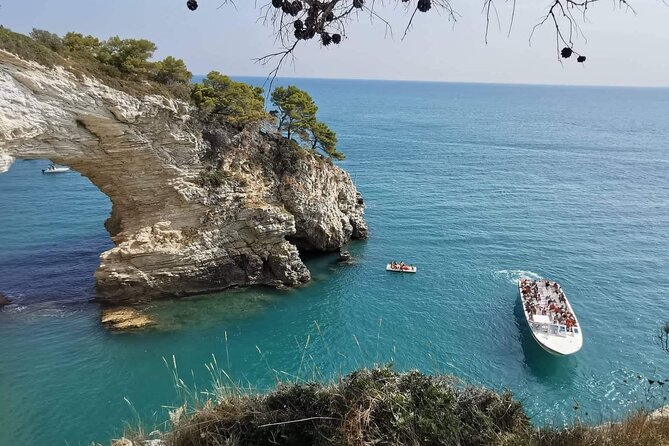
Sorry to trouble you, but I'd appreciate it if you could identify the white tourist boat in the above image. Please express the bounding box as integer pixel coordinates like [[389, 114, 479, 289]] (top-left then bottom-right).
[[42, 164, 70, 174], [386, 263, 417, 273], [518, 278, 583, 356]]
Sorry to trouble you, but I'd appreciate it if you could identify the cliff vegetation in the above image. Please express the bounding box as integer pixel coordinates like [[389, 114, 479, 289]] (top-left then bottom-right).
[[0, 26, 342, 161], [120, 366, 669, 446]]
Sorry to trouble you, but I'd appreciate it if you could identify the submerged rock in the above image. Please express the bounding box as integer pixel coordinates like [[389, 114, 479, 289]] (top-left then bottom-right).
[[337, 249, 353, 263], [0, 50, 367, 303], [100, 307, 155, 330], [0, 292, 10, 308]]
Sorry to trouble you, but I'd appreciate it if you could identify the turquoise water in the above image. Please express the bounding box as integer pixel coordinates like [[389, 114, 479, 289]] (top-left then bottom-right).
[[1, 80, 669, 445]]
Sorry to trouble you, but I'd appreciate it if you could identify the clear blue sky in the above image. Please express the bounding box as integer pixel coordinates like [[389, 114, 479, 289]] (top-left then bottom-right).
[[2, 0, 668, 86]]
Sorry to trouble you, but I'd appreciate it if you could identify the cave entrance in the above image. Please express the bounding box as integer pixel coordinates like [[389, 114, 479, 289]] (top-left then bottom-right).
[[0, 159, 113, 305]]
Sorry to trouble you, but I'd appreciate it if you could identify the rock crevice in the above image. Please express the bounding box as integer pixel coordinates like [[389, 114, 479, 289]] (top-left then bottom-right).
[[0, 50, 367, 303]]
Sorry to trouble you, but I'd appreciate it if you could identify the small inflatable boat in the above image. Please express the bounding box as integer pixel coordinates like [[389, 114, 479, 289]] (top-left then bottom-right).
[[386, 264, 417, 273]]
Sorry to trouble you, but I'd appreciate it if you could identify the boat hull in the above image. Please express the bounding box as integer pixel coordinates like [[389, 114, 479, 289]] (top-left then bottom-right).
[[528, 328, 570, 356], [386, 264, 417, 273]]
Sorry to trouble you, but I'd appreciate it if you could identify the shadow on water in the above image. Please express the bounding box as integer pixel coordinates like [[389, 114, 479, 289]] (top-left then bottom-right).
[[514, 297, 577, 384]]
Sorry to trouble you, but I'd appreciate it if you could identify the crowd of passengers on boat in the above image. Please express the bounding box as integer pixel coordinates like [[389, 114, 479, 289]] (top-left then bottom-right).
[[520, 279, 578, 332]]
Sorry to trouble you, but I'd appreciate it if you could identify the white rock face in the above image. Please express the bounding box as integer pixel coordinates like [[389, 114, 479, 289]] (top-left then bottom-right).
[[0, 50, 367, 303]]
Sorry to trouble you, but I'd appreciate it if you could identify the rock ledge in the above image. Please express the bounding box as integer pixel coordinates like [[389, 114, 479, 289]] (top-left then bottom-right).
[[101, 307, 155, 330]]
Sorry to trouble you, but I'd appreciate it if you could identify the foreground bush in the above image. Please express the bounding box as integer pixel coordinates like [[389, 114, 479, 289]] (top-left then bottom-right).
[[167, 367, 529, 446], [135, 367, 669, 446]]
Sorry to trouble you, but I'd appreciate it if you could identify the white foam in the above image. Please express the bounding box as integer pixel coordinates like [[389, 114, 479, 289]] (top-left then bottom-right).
[[495, 269, 542, 284]]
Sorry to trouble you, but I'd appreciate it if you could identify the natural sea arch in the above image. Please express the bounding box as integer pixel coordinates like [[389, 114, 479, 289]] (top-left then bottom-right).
[[0, 50, 215, 302], [0, 50, 366, 303]]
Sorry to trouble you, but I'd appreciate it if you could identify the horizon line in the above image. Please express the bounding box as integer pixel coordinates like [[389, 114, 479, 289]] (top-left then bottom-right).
[[195, 73, 669, 89]]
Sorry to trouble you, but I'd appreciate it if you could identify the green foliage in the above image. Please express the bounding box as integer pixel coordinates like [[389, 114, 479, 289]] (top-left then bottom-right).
[[153, 56, 192, 84], [0, 27, 195, 99], [311, 121, 344, 160], [192, 71, 267, 125], [62, 33, 157, 77], [196, 170, 226, 189], [0, 27, 63, 67], [62, 32, 103, 59], [271, 85, 318, 140], [271, 85, 344, 160], [29, 28, 63, 52], [98, 36, 157, 76]]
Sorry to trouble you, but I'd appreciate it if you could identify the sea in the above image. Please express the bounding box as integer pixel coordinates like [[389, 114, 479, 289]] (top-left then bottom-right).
[[1, 79, 669, 446]]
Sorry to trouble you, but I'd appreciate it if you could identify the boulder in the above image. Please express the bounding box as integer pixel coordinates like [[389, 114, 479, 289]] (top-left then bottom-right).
[[101, 307, 155, 330]]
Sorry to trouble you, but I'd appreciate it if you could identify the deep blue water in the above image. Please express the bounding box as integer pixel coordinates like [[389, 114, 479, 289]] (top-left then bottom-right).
[[1, 79, 669, 446]]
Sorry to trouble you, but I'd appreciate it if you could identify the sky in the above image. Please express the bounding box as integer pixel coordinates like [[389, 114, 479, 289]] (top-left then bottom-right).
[[1, 0, 668, 86]]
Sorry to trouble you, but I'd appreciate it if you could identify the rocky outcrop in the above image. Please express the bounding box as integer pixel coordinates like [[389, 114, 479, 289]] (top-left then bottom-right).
[[0, 292, 10, 308], [651, 405, 669, 420], [0, 50, 367, 303], [101, 307, 155, 330]]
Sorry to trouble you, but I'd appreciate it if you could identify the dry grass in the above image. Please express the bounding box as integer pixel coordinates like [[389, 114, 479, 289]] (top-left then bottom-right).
[[531, 411, 669, 446]]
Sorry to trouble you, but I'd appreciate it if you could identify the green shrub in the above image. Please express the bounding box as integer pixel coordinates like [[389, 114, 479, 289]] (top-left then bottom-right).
[[192, 71, 268, 125], [29, 28, 64, 52], [196, 170, 227, 189], [0, 27, 63, 67], [166, 367, 531, 446]]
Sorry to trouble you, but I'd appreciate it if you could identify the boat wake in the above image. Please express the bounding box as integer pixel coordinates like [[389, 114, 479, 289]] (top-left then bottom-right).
[[495, 269, 542, 284]]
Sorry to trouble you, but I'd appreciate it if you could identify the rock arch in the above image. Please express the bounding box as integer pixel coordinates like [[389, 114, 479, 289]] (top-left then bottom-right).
[[0, 51, 367, 303]]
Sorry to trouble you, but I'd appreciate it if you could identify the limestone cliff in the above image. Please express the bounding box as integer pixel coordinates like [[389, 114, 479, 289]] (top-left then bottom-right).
[[0, 50, 367, 303]]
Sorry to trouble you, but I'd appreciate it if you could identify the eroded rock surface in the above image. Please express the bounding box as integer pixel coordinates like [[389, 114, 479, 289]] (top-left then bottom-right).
[[101, 307, 155, 330], [0, 50, 367, 303]]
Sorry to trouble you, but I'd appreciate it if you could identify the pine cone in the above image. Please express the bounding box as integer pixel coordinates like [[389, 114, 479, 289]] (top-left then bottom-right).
[[561, 47, 573, 58], [321, 32, 332, 46], [291, 0, 303, 14], [577, 55, 586, 63], [186, 0, 198, 11], [353, 0, 364, 9], [304, 28, 316, 40], [272, 0, 283, 8], [332, 33, 341, 44], [294, 19, 304, 30], [417, 0, 431, 12]]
